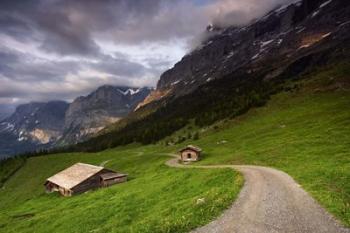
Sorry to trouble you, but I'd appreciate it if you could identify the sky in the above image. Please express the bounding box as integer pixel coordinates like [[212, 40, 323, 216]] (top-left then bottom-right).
[[0, 0, 296, 109]]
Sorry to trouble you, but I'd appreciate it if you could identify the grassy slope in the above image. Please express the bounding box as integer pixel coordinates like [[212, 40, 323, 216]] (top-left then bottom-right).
[[0, 146, 242, 233], [0, 64, 349, 232], [170, 71, 350, 225], [0, 157, 25, 188]]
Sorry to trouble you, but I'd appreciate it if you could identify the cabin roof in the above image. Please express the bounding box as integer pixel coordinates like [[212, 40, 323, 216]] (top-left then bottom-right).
[[100, 172, 127, 180], [46, 163, 104, 190], [179, 145, 202, 153]]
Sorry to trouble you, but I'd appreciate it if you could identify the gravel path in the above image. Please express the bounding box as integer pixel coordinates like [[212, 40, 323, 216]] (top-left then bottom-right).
[[166, 155, 350, 233]]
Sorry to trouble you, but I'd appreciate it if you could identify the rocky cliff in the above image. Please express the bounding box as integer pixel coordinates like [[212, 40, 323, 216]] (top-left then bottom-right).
[[140, 0, 349, 104], [77, 0, 350, 151], [60, 85, 152, 144], [0, 101, 69, 157]]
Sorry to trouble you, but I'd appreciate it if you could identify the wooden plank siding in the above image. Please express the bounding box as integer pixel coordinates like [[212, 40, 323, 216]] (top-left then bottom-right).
[[180, 149, 200, 162]]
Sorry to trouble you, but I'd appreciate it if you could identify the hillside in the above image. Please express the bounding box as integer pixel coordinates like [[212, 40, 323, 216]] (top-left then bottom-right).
[[0, 0, 349, 232], [166, 64, 350, 225], [73, 0, 350, 152], [0, 147, 242, 233], [0, 65, 349, 232]]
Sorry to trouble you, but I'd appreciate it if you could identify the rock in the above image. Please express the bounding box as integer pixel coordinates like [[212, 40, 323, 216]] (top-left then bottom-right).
[[196, 198, 206, 205]]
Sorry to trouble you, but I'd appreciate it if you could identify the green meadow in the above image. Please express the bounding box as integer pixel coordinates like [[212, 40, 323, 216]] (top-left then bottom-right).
[[170, 71, 350, 226], [0, 147, 242, 233], [0, 65, 349, 232]]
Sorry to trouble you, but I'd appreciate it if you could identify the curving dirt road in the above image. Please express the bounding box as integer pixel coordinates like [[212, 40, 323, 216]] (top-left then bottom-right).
[[165, 155, 350, 233]]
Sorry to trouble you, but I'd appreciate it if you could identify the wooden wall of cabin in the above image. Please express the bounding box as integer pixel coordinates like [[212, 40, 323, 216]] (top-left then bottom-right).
[[181, 150, 199, 161], [71, 170, 107, 194], [102, 176, 127, 187]]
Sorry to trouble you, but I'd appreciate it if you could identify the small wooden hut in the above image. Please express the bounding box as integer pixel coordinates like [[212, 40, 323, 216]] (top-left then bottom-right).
[[179, 145, 202, 162], [44, 163, 127, 196]]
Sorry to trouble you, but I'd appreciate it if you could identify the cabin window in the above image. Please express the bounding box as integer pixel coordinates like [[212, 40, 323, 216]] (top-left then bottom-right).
[[187, 153, 192, 159]]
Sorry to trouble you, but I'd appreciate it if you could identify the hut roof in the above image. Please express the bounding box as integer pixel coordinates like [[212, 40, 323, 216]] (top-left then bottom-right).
[[100, 172, 127, 180], [179, 145, 202, 153], [46, 163, 104, 189]]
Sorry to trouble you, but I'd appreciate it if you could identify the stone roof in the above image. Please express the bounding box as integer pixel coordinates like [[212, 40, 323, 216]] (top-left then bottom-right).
[[179, 145, 202, 153], [46, 163, 104, 189]]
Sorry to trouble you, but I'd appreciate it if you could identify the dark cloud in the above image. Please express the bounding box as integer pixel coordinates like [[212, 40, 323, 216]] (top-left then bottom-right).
[[92, 54, 147, 78], [0, 0, 299, 54], [210, 0, 299, 27], [0, 0, 298, 107], [144, 58, 173, 69], [35, 2, 101, 57], [0, 45, 154, 105], [0, 50, 19, 77], [0, 0, 101, 57], [0, 14, 33, 42], [0, 48, 19, 63], [0, 46, 80, 81], [0, 0, 205, 54]]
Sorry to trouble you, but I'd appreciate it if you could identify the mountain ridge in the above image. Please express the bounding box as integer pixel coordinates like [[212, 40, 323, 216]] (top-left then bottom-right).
[[60, 85, 152, 144], [73, 0, 350, 152], [138, 0, 348, 105], [0, 85, 151, 157]]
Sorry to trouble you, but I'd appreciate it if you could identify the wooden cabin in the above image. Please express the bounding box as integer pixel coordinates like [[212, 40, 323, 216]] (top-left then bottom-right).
[[179, 145, 202, 162], [44, 163, 127, 196]]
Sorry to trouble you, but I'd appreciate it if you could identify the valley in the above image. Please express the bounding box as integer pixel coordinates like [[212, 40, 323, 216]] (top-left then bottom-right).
[[0, 0, 349, 232], [0, 68, 349, 232]]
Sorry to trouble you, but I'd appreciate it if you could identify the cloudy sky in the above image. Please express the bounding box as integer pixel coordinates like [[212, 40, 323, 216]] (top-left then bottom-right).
[[0, 0, 296, 110]]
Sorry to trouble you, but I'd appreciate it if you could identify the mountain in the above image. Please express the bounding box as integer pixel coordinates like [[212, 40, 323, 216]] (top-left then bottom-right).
[[0, 86, 151, 158], [74, 0, 350, 152], [60, 85, 152, 144], [0, 101, 69, 158], [145, 0, 349, 101]]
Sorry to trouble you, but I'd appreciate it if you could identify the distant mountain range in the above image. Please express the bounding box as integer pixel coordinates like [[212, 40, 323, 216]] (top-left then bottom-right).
[[0, 86, 151, 158], [60, 86, 151, 144]]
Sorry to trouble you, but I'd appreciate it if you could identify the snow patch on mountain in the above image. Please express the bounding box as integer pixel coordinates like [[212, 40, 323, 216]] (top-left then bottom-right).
[[171, 81, 180, 86], [275, 0, 302, 14], [118, 88, 142, 96], [312, 10, 320, 18], [0, 122, 15, 132], [322, 32, 332, 38], [261, 39, 274, 47], [320, 0, 332, 8], [226, 51, 235, 59], [251, 53, 260, 60]]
